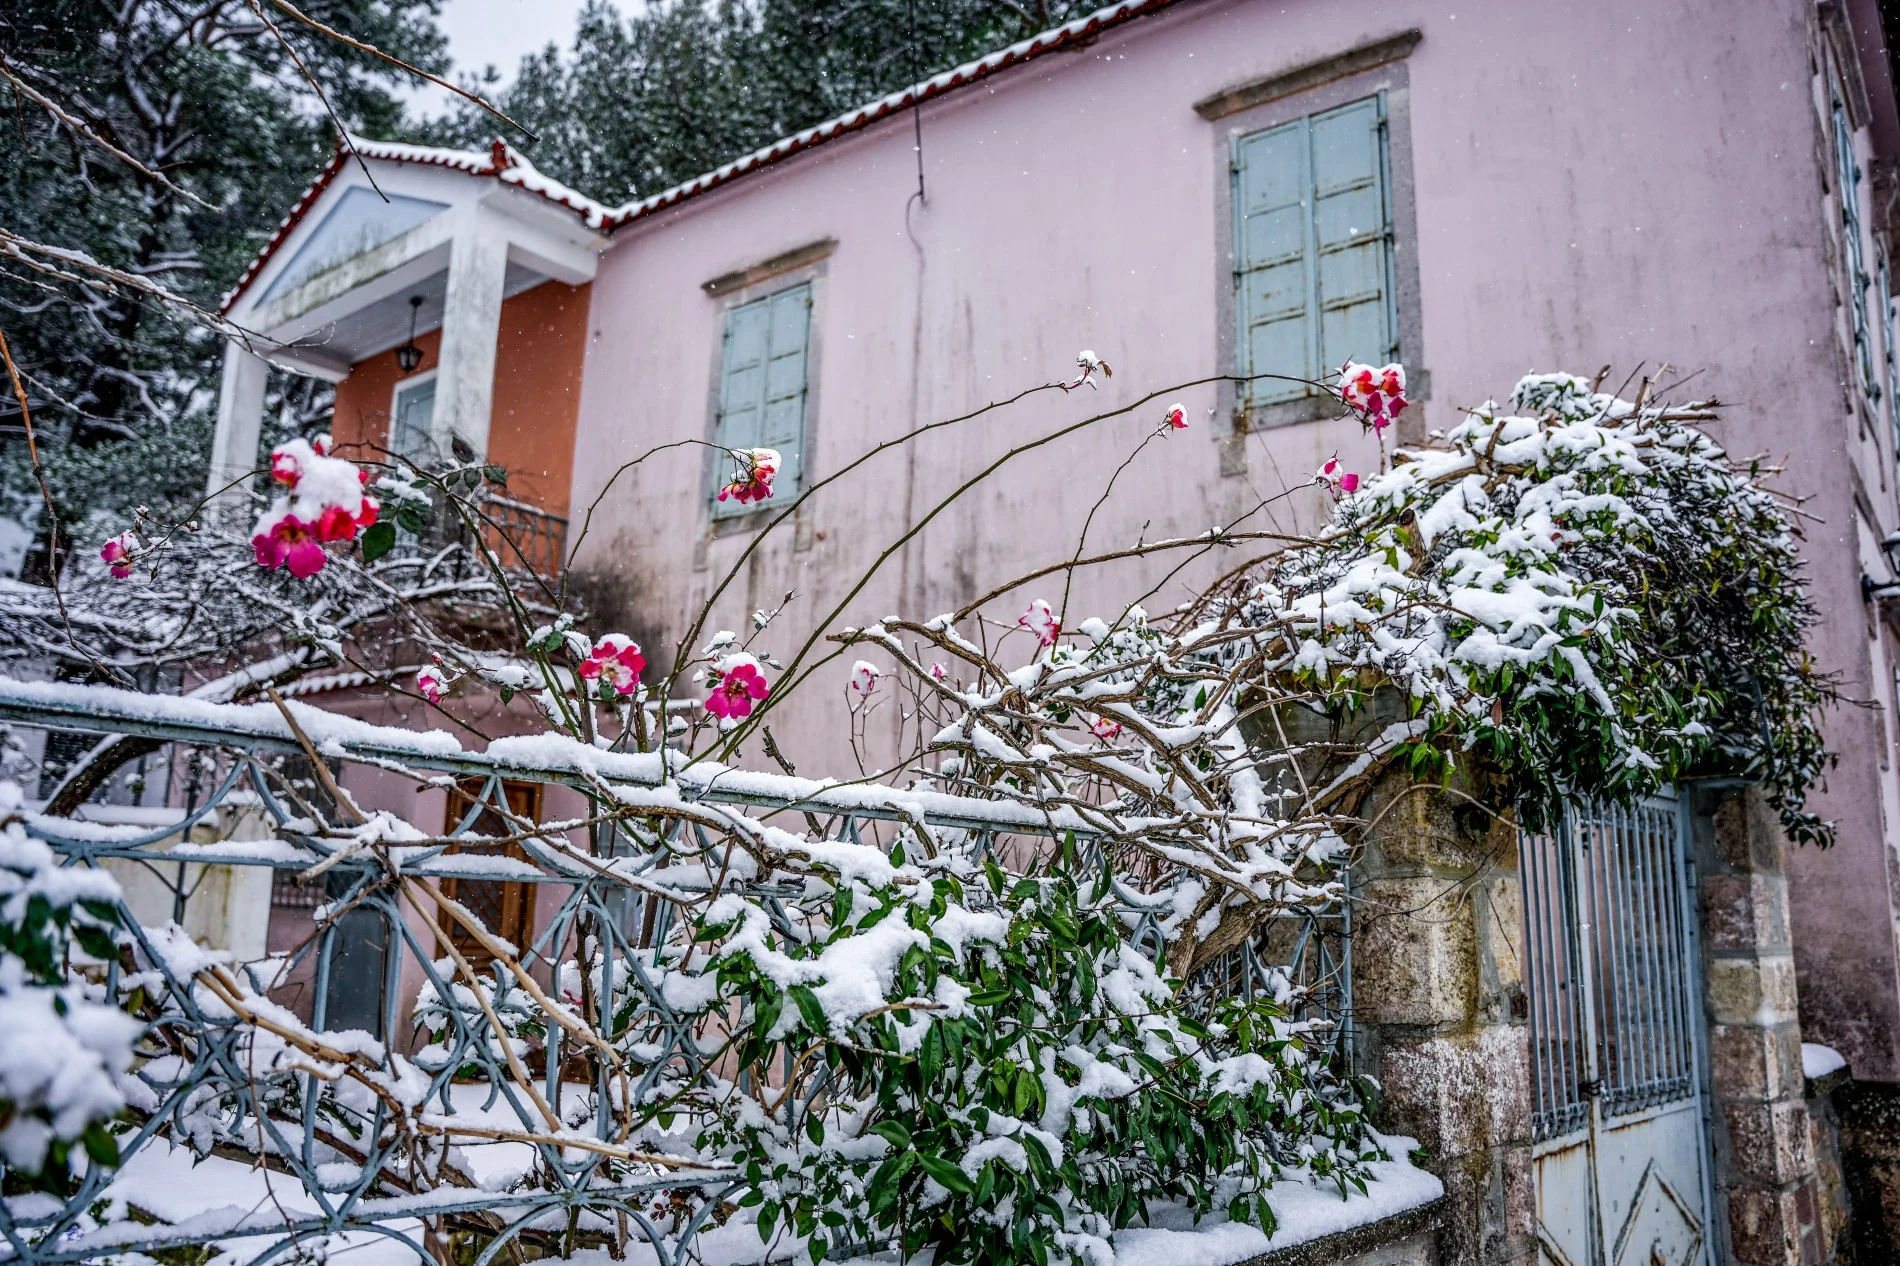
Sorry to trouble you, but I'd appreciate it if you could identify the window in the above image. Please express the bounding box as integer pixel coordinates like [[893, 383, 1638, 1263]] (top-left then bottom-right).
[[1233, 94, 1395, 415], [1832, 77, 1879, 403], [1882, 248, 1900, 451], [711, 284, 811, 515], [391, 373, 437, 462]]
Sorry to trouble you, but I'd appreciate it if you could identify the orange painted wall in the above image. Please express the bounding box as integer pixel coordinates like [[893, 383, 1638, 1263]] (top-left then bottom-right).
[[329, 280, 591, 516]]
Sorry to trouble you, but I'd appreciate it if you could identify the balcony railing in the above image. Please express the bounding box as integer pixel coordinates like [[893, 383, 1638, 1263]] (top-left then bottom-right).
[[393, 490, 568, 582], [476, 494, 567, 578]]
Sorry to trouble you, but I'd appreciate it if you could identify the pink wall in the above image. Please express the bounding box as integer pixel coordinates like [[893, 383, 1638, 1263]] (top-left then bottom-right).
[[569, 0, 1900, 1076]]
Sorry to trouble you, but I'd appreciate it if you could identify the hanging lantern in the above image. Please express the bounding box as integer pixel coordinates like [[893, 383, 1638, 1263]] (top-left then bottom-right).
[[395, 296, 424, 374]]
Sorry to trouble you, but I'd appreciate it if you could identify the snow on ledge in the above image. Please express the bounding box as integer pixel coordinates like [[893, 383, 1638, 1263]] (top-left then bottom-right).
[[1105, 1139, 1443, 1266], [91, 1130, 1438, 1266], [1803, 1042, 1847, 1080]]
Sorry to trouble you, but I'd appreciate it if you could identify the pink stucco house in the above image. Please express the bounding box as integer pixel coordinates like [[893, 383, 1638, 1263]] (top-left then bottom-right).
[[208, 0, 1900, 1258]]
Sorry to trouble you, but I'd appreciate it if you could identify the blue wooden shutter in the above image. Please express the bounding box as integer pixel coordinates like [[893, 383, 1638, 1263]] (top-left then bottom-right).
[[1234, 120, 1311, 406], [713, 284, 811, 515], [1834, 78, 1879, 402], [1233, 94, 1393, 412], [1310, 96, 1395, 380]]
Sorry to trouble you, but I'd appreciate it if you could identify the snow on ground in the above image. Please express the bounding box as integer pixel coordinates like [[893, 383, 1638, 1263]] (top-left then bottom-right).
[[91, 1130, 1439, 1266], [103, 1139, 423, 1266], [1803, 1042, 1848, 1080]]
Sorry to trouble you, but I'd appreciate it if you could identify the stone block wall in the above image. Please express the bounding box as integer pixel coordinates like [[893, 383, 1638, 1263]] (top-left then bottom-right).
[[1834, 1082, 1900, 1262], [1805, 1066, 1854, 1263], [1352, 766, 1531, 1266], [1691, 785, 1828, 1265]]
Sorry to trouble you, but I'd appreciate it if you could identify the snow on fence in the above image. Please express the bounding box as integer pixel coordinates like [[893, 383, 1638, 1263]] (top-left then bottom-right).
[[0, 678, 1349, 1266]]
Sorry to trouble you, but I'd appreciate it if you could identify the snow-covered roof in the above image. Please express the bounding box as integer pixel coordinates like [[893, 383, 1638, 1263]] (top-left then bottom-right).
[[601, 0, 1183, 228], [220, 137, 616, 313], [223, 0, 1182, 311]]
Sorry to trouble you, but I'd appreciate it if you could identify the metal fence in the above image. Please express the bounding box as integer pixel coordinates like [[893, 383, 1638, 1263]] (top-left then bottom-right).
[[0, 681, 1348, 1266], [1523, 796, 1701, 1142]]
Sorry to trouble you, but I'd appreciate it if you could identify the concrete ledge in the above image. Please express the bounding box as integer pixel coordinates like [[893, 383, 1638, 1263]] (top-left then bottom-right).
[[1233, 1199, 1444, 1266]]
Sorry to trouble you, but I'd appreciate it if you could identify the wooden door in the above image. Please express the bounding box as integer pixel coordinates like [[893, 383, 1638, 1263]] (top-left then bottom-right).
[[437, 778, 541, 969]]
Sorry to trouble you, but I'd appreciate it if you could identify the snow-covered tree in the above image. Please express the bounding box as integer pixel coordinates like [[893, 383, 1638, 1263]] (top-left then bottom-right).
[[0, 0, 450, 563]]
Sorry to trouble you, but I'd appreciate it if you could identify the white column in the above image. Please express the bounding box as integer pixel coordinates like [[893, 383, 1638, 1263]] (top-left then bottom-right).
[[433, 211, 508, 460], [207, 342, 269, 500]]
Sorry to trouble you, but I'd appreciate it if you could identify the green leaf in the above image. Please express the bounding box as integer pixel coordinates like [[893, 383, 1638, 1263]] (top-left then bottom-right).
[[868, 1149, 918, 1216], [869, 1120, 912, 1149], [753, 988, 783, 1038], [360, 521, 396, 562], [757, 1201, 779, 1243], [791, 984, 828, 1036], [916, 1153, 975, 1194], [81, 1122, 120, 1168]]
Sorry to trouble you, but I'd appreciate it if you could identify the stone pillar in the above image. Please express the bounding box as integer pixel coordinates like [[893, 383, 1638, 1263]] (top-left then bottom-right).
[[1691, 784, 1827, 1265], [432, 208, 507, 461], [1353, 764, 1532, 1266], [207, 341, 269, 500]]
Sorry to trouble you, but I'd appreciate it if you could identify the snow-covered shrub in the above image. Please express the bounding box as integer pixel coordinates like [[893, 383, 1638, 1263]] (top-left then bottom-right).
[[689, 863, 1375, 1265], [44, 353, 1833, 1266], [0, 783, 137, 1184], [1245, 372, 1832, 841]]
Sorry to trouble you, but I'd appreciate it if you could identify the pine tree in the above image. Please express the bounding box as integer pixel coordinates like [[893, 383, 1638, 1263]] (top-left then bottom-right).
[[0, 0, 449, 575]]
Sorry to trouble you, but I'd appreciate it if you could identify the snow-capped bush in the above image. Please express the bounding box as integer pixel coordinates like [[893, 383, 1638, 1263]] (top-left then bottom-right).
[[0, 784, 137, 1184], [1245, 372, 1832, 842], [34, 354, 1832, 1266], [689, 863, 1375, 1265]]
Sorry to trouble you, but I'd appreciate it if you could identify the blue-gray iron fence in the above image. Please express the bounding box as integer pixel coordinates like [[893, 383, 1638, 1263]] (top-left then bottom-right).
[[0, 682, 1349, 1266]]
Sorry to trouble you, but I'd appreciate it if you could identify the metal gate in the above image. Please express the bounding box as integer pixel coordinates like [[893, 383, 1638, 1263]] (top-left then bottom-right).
[[1522, 795, 1716, 1266]]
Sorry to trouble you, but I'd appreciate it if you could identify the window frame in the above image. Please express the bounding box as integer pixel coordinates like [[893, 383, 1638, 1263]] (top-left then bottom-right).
[[1831, 67, 1880, 406], [1210, 56, 1425, 445], [388, 369, 439, 464], [699, 251, 830, 536], [1881, 245, 1899, 455]]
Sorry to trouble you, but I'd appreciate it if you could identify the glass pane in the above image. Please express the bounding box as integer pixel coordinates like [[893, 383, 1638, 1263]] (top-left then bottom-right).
[[392, 377, 436, 461]]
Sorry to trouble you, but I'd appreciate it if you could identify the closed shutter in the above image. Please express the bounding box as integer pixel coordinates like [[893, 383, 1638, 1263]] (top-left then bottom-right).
[[1311, 97, 1395, 381], [1234, 120, 1311, 407], [712, 284, 811, 514], [1234, 94, 1393, 412]]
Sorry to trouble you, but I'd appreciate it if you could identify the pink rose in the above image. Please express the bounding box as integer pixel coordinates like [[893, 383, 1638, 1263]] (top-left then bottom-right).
[[577, 634, 646, 696], [100, 533, 135, 580], [707, 660, 770, 719], [1019, 599, 1060, 648]]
